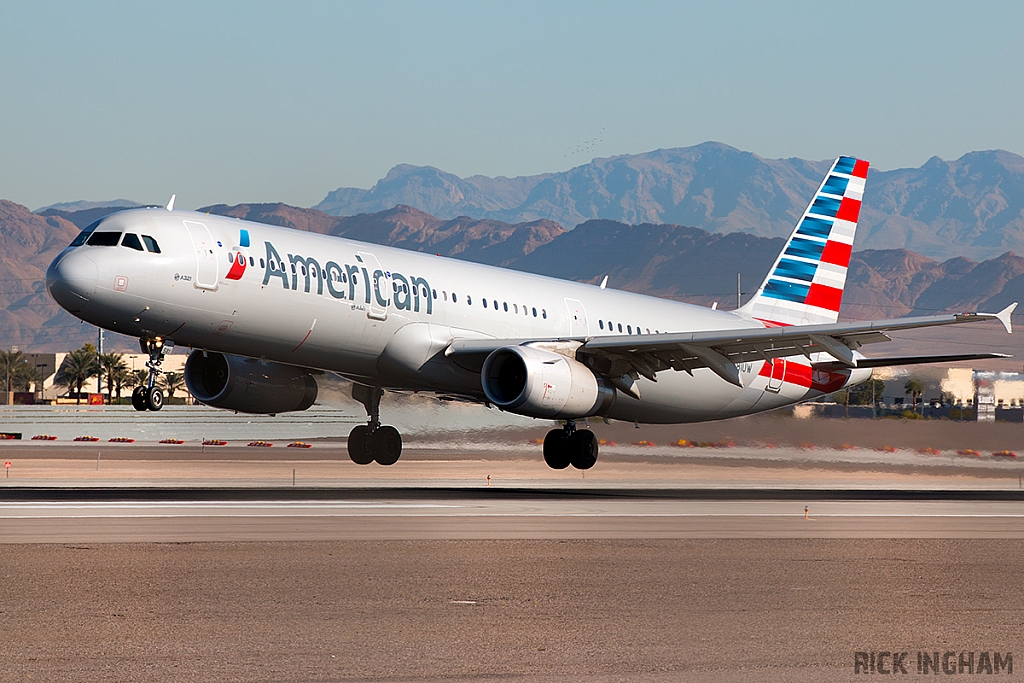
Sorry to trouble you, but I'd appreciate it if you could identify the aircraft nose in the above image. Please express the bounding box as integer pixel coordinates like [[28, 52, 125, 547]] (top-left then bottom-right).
[[46, 249, 98, 306]]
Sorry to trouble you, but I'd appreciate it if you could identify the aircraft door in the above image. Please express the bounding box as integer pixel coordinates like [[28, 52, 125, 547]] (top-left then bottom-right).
[[564, 298, 589, 337], [766, 358, 785, 392], [183, 221, 219, 290], [357, 251, 390, 321]]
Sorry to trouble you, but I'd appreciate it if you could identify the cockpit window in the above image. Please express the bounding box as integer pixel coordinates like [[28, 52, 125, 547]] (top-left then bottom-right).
[[142, 235, 161, 253], [69, 218, 104, 247], [86, 231, 122, 247], [121, 233, 144, 251]]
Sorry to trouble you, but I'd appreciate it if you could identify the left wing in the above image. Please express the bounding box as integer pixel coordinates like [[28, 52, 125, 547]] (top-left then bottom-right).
[[446, 304, 1016, 389]]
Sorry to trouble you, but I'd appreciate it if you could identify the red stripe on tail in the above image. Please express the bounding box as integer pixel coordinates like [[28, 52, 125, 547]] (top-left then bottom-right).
[[805, 283, 843, 311]]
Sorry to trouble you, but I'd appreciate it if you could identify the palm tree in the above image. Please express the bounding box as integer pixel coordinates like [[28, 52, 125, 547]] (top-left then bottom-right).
[[904, 378, 926, 413], [110, 365, 134, 403], [98, 353, 128, 404], [160, 372, 185, 401], [55, 344, 98, 404], [133, 369, 150, 387], [0, 350, 33, 396]]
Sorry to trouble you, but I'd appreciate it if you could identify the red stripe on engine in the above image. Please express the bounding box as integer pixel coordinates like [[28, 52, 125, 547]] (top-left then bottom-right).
[[805, 283, 843, 311], [819, 240, 852, 267], [835, 197, 861, 222]]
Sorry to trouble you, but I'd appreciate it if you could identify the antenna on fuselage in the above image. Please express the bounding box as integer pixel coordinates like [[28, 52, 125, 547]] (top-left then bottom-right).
[[166, 194, 176, 211]]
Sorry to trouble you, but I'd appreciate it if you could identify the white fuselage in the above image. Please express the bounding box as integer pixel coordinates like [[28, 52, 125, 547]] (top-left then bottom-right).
[[46, 208, 868, 423]]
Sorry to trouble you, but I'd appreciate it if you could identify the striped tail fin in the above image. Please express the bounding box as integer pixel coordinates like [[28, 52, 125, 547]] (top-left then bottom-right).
[[739, 155, 869, 326]]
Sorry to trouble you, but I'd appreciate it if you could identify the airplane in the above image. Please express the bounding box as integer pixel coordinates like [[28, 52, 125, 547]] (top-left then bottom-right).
[[45, 156, 1015, 469]]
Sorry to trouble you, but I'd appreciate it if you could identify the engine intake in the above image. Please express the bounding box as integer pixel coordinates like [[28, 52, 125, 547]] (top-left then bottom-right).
[[480, 345, 614, 419], [184, 351, 318, 414]]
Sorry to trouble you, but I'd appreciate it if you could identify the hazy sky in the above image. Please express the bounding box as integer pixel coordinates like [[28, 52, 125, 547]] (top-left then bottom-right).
[[2, 1, 1022, 210]]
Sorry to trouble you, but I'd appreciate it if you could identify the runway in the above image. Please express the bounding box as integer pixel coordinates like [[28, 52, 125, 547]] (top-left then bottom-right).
[[4, 489, 1024, 542], [3, 451, 1023, 681]]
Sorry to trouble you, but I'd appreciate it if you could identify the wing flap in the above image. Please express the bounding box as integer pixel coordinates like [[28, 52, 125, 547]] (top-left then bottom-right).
[[813, 353, 1011, 371]]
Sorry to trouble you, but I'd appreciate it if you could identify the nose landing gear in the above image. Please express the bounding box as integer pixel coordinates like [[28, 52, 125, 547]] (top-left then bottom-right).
[[543, 420, 598, 470], [347, 384, 404, 466], [131, 338, 171, 412]]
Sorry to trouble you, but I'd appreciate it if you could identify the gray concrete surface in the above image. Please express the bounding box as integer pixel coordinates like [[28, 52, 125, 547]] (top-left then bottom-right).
[[3, 497, 1024, 543]]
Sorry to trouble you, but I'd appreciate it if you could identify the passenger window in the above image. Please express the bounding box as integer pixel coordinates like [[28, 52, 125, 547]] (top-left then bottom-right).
[[483, 298, 487, 307], [503, 302, 508, 312], [432, 289, 437, 300], [251, 257, 256, 267], [452, 293, 457, 303], [532, 307, 537, 317], [617, 323, 622, 332], [86, 231, 121, 246], [513, 304, 518, 314], [291, 264, 296, 274], [121, 233, 144, 251], [227, 253, 234, 264], [443, 291, 448, 301], [467, 295, 472, 305], [542, 309, 547, 319], [141, 235, 161, 253], [493, 300, 498, 310], [627, 325, 632, 334], [599, 320, 604, 330], [260, 258, 265, 268]]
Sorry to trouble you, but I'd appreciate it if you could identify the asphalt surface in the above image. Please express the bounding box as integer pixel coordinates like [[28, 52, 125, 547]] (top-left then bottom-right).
[[2, 539, 1022, 682], [3, 453, 1023, 681]]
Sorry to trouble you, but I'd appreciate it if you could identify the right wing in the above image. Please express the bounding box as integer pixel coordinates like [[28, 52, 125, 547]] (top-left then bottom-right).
[[446, 304, 1016, 389]]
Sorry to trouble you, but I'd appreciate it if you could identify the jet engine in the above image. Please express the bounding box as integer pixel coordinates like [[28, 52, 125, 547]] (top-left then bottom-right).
[[480, 345, 614, 419], [184, 350, 318, 414]]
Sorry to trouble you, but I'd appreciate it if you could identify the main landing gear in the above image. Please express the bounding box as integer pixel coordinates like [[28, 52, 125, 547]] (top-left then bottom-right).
[[347, 384, 403, 466], [543, 421, 598, 470], [132, 338, 171, 412]]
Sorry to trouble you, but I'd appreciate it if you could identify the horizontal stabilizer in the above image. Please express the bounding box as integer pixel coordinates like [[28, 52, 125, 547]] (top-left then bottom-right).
[[813, 352, 1012, 372]]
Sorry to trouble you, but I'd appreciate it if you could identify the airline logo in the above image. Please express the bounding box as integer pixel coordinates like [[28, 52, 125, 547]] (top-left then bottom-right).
[[225, 229, 250, 281], [750, 156, 869, 326]]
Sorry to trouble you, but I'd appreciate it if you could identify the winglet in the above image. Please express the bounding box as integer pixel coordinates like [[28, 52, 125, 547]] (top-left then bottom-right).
[[996, 302, 1016, 334], [166, 194, 176, 211], [600, 275, 609, 290]]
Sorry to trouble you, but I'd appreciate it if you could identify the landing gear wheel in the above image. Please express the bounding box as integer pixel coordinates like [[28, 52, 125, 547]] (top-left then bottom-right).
[[347, 425, 374, 465], [372, 426, 402, 466], [131, 386, 147, 411], [568, 429, 598, 470], [145, 387, 164, 412], [543, 429, 571, 469]]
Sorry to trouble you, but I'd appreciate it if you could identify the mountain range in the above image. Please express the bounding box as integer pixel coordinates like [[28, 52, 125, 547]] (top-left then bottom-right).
[[4, 140, 1024, 354], [8, 197, 1021, 353], [316, 142, 1024, 261]]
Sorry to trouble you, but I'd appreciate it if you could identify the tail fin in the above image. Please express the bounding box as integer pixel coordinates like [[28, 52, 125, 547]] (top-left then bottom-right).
[[738, 156, 869, 326]]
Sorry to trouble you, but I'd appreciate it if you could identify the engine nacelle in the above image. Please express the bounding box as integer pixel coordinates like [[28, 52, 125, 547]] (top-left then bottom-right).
[[480, 345, 614, 419], [184, 350, 318, 414]]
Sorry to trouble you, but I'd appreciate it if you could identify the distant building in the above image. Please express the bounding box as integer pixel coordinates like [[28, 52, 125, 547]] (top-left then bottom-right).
[[6, 351, 189, 403]]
